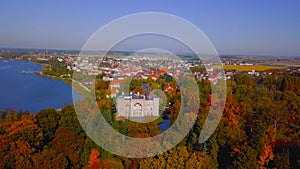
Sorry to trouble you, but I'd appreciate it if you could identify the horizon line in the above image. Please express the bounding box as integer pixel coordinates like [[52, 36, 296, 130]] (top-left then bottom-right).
[[0, 47, 299, 58]]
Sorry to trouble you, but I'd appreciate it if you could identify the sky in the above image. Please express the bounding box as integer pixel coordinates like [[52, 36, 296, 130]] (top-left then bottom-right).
[[0, 0, 299, 56]]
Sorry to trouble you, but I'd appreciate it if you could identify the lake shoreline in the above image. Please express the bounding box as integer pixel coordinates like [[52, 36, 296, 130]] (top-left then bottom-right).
[[0, 60, 82, 113]]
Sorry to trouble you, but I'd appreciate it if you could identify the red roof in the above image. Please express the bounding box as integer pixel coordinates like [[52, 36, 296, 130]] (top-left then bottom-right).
[[110, 79, 122, 85], [159, 68, 169, 73]]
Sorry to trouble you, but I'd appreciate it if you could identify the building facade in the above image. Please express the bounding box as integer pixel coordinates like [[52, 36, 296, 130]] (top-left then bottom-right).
[[116, 93, 159, 118]]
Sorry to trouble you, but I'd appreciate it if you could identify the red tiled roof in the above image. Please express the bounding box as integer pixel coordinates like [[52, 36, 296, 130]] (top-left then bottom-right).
[[110, 79, 122, 85]]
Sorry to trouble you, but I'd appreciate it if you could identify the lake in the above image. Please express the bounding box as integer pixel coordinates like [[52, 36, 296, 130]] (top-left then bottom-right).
[[0, 60, 81, 113], [158, 119, 170, 131]]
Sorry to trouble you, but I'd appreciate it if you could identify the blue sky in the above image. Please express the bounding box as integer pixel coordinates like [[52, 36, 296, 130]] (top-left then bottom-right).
[[0, 0, 299, 56]]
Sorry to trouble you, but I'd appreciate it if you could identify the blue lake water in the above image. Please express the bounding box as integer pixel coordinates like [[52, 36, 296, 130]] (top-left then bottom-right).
[[158, 119, 170, 131], [0, 60, 81, 113]]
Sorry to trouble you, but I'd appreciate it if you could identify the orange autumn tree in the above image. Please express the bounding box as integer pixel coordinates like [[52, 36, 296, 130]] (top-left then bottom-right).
[[258, 125, 276, 169], [1, 114, 43, 169], [88, 149, 101, 169], [87, 149, 112, 169]]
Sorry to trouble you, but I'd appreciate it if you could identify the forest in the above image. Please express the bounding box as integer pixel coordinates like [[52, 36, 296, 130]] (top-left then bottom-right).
[[0, 72, 299, 169]]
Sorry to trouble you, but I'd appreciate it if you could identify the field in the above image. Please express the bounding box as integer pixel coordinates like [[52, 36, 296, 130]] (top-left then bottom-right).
[[217, 65, 286, 71]]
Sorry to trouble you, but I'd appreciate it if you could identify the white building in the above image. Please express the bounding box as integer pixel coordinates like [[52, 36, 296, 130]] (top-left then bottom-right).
[[116, 93, 159, 118]]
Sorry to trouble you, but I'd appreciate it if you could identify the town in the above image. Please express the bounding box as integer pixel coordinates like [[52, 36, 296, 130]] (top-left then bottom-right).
[[2, 48, 300, 121], [2, 48, 300, 88]]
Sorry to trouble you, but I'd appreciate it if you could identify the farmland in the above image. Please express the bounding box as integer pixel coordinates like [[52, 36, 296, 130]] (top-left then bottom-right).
[[217, 65, 286, 71]]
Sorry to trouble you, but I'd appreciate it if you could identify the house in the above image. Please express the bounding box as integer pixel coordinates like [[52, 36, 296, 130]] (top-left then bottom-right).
[[103, 74, 113, 81], [248, 70, 260, 76], [208, 75, 218, 85], [109, 79, 122, 98]]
